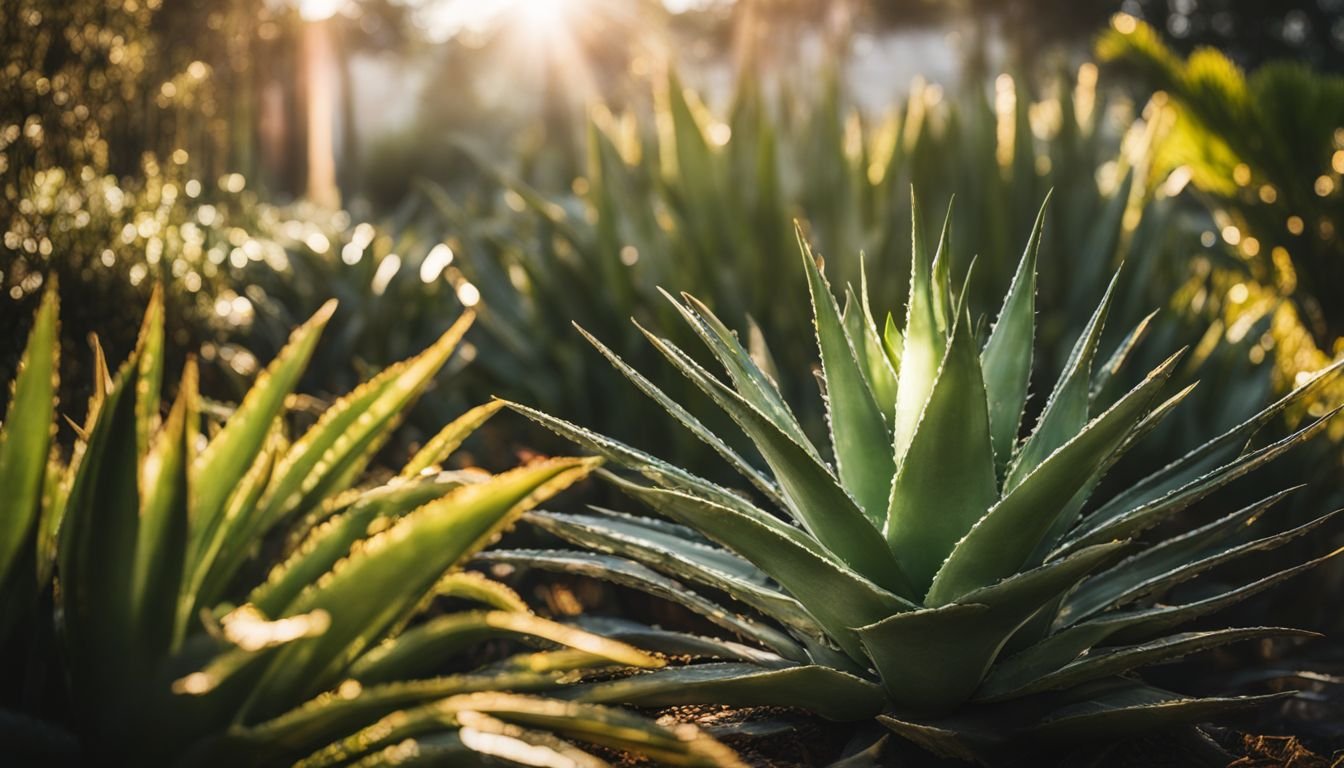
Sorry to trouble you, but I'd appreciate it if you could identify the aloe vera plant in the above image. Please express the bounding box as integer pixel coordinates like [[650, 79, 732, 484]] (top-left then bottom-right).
[[497, 197, 1344, 762], [0, 286, 740, 767]]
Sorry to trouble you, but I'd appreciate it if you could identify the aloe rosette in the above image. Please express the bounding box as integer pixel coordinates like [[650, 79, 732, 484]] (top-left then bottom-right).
[[496, 197, 1344, 761], [0, 286, 741, 767]]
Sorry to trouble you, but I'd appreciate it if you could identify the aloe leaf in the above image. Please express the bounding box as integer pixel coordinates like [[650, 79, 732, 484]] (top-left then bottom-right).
[[349, 610, 660, 685], [1062, 406, 1343, 550], [249, 477, 464, 617], [637, 327, 907, 591], [237, 671, 585, 754], [476, 549, 808, 662], [256, 311, 474, 535], [799, 231, 895, 523], [1066, 506, 1344, 623], [567, 663, 886, 722], [523, 509, 824, 640], [610, 478, 913, 662], [134, 286, 164, 465], [845, 286, 897, 424], [1024, 688, 1298, 745], [885, 307, 999, 594], [432, 571, 529, 613], [979, 627, 1316, 702], [668, 292, 811, 454], [58, 353, 141, 722], [504, 401, 813, 548], [1090, 310, 1159, 406], [1005, 269, 1120, 491], [856, 542, 1123, 713], [400, 400, 504, 480], [928, 352, 1181, 605], [892, 196, 953, 464], [572, 616, 795, 668], [243, 457, 600, 719], [981, 196, 1046, 472], [1060, 488, 1299, 621], [189, 301, 336, 572], [882, 313, 902, 373], [1081, 358, 1343, 530], [575, 324, 783, 508], [0, 284, 58, 591], [130, 373, 191, 660]]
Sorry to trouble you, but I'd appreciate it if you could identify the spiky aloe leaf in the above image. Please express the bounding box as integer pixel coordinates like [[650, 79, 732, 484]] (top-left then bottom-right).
[[892, 196, 953, 464], [524, 509, 824, 641], [1005, 270, 1120, 491], [980, 196, 1045, 472], [635, 325, 908, 592], [134, 286, 165, 465], [885, 307, 998, 594], [800, 230, 894, 523], [575, 324, 784, 508], [399, 400, 504, 480], [568, 663, 886, 722], [349, 610, 661, 685], [242, 458, 601, 718], [0, 284, 58, 592], [926, 351, 1182, 605], [856, 542, 1124, 714], [477, 549, 808, 662]]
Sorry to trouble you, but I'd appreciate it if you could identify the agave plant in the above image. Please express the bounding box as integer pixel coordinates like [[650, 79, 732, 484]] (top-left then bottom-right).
[[0, 286, 740, 767], [497, 198, 1344, 762]]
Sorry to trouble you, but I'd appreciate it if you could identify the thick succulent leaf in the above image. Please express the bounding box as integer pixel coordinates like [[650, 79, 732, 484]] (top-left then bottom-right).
[[927, 352, 1182, 605], [571, 616, 794, 668], [524, 509, 824, 640], [977, 627, 1316, 701], [504, 401, 817, 553], [637, 327, 908, 592], [242, 458, 600, 719], [400, 400, 505, 480], [885, 307, 998, 594], [1005, 270, 1120, 492], [476, 549, 808, 662], [667, 291, 811, 453], [882, 313, 902, 374], [432, 571, 529, 613], [892, 197, 953, 464], [845, 281, 898, 424], [799, 232, 894, 524], [855, 542, 1124, 714], [575, 324, 783, 508], [567, 663, 886, 722], [349, 610, 660, 685], [1061, 488, 1304, 621], [130, 376, 191, 660], [1090, 310, 1159, 406], [1061, 407, 1343, 551], [1081, 358, 1343, 530], [236, 671, 588, 755], [58, 353, 141, 717], [1025, 685, 1297, 744], [134, 286, 165, 466], [980, 197, 1045, 473], [257, 311, 474, 536], [249, 477, 463, 618], [190, 301, 335, 550], [990, 547, 1344, 689], [0, 284, 58, 591], [609, 478, 913, 662]]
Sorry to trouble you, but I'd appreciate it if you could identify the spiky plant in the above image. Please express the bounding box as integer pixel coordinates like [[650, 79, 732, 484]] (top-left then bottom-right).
[[497, 198, 1344, 762], [0, 286, 740, 767]]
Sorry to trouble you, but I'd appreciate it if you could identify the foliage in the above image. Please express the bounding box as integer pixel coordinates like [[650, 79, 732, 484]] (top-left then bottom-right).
[[1100, 14, 1344, 414], [0, 286, 739, 766], [494, 199, 1344, 762]]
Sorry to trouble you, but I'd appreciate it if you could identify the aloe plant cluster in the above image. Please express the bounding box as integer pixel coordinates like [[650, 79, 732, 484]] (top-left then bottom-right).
[[0, 287, 740, 766], [496, 197, 1343, 761]]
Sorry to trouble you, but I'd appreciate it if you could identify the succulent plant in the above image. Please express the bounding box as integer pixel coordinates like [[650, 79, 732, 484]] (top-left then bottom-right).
[[0, 286, 740, 767], [496, 197, 1344, 762]]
